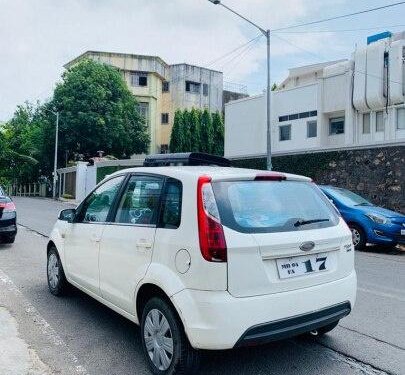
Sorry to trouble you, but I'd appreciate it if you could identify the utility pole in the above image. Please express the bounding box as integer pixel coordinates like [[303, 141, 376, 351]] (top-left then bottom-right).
[[208, 0, 272, 170], [44, 108, 60, 199], [53, 112, 59, 199]]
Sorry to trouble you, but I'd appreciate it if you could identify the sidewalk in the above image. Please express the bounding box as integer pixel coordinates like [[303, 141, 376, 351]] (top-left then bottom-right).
[[0, 307, 52, 375]]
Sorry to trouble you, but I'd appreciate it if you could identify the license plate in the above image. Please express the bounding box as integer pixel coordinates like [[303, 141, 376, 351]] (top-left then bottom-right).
[[401, 229, 405, 236], [276, 253, 330, 279]]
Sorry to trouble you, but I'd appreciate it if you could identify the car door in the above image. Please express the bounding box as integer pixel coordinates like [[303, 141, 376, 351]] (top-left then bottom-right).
[[99, 174, 164, 313], [64, 175, 125, 295]]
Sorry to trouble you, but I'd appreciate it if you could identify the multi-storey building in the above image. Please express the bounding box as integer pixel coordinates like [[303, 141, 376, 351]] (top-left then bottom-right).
[[225, 31, 405, 159], [65, 51, 224, 154]]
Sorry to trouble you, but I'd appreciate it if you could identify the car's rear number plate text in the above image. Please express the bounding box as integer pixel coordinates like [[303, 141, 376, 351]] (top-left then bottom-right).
[[276, 253, 330, 279]]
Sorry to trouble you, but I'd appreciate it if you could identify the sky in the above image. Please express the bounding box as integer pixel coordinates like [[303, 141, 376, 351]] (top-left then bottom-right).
[[1, 0, 405, 121]]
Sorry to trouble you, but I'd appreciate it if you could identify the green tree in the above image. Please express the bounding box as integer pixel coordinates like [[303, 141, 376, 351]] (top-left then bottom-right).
[[189, 108, 201, 152], [199, 109, 214, 153], [212, 111, 224, 156], [49, 59, 149, 163], [181, 109, 192, 152], [169, 110, 184, 152], [1, 103, 41, 182]]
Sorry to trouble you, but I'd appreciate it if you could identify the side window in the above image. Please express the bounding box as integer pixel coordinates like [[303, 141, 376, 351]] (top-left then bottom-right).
[[159, 178, 182, 229], [76, 176, 125, 223], [115, 176, 163, 225]]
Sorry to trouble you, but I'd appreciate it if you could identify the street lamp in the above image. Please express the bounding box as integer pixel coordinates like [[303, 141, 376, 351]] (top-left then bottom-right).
[[208, 0, 272, 170], [44, 108, 59, 199]]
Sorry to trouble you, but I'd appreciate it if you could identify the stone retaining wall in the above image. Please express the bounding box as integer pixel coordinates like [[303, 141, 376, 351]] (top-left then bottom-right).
[[232, 146, 405, 213]]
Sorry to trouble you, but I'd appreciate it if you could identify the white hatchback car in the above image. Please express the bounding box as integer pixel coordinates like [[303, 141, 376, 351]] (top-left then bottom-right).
[[47, 153, 356, 375]]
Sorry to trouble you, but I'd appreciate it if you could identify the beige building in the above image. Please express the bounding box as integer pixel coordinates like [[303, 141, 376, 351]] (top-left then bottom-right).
[[65, 51, 224, 154]]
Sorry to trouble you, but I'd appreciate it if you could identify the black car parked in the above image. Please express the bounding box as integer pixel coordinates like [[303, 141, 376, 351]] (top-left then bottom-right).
[[0, 186, 17, 244]]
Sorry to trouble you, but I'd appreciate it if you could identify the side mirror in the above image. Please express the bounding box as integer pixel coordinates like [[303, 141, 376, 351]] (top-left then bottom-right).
[[58, 208, 76, 222]]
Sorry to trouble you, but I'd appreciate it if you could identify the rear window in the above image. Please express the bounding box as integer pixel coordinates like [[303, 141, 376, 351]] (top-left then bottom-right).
[[213, 180, 339, 233]]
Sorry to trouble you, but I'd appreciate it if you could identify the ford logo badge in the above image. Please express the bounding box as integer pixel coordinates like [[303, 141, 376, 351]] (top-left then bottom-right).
[[300, 241, 315, 251]]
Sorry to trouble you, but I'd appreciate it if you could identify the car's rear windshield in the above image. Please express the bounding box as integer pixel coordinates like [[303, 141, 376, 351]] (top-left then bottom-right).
[[212, 180, 340, 233]]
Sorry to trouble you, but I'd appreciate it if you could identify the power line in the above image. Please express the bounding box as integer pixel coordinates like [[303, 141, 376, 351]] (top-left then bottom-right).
[[271, 34, 327, 61], [274, 24, 405, 34], [272, 1, 405, 32], [203, 34, 263, 68], [223, 38, 262, 77], [270, 35, 403, 87], [217, 36, 261, 72]]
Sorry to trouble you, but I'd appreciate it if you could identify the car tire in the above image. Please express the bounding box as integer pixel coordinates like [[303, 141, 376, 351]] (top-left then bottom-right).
[[305, 320, 340, 338], [349, 223, 366, 250], [141, 297, 200, 375], [2, 235, 15, 244], [47, 247, 68, 296], [380, 243, 398, 251]]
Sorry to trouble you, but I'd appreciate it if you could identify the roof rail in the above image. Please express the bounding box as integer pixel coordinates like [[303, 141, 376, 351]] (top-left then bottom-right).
[[143, 153, 231, 167]]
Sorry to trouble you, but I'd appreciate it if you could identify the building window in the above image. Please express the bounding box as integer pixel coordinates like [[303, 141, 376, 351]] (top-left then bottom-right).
[[307, 121, 317, 138], [362, 113, 371, 134], [383, 52, 389, 98], [162, 81, 170, 93], [160, 144, 169, 154], [185, 81, 201, 94], [397, 108, 405, 130], [203, 83, 209, 96], [161, 113, 169, 124], [279, 125, 291, 141], [299, 112, 310, 119], [131, 72, 148, 87], [376, 111, 384, 132], [329, 117, 345, 135], [279, 110, 317, 122], [137, 102, 149, 123]]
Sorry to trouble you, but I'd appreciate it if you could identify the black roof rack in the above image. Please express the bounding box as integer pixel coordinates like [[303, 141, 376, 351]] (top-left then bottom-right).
[[143, 153, 231, 167]]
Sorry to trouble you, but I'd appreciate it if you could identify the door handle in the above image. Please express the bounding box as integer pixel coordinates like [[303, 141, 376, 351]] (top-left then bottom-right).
[[136, 240, 152, 250]]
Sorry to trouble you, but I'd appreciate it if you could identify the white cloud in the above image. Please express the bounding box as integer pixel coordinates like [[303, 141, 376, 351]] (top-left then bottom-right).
[[0, 0, 347, 120]]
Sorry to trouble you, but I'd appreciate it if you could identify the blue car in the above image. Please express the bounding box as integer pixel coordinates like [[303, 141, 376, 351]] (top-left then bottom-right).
[[320, 185, 405, 250]]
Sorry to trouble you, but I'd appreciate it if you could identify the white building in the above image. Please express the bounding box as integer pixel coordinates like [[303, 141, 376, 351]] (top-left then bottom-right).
[[225, 31, 405, 159]]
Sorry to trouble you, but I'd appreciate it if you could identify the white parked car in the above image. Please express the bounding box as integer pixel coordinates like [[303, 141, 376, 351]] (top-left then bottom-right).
[[47, 153, 357, 375]]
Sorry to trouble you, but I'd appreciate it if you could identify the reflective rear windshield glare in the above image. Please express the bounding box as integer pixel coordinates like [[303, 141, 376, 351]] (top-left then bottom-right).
[[212, 180, 339, 234]]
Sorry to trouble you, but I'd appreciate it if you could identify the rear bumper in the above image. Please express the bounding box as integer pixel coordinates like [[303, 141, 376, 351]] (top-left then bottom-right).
[[235, 302, 350, 347], [0, 223, 17, 236], [171, 271, 356, 350]]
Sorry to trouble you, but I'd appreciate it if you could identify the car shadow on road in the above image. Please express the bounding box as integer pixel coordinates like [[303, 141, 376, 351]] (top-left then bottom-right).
[[0, 244, 13, 251], [48, 286, 349, 375], [360, 245, 405, 256]]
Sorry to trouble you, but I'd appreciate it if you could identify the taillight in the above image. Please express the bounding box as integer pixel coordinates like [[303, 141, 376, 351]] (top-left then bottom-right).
[[0, 202, 16, 212], [197, 176, 227, 262]]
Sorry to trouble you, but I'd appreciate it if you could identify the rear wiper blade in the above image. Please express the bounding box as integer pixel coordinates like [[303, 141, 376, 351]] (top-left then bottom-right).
[[294, 218, 330, 227], [355, 202, 372, 206]]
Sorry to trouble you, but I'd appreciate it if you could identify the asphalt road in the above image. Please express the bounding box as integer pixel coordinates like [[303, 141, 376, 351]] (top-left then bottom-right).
[[0, 197, 404, 375]]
